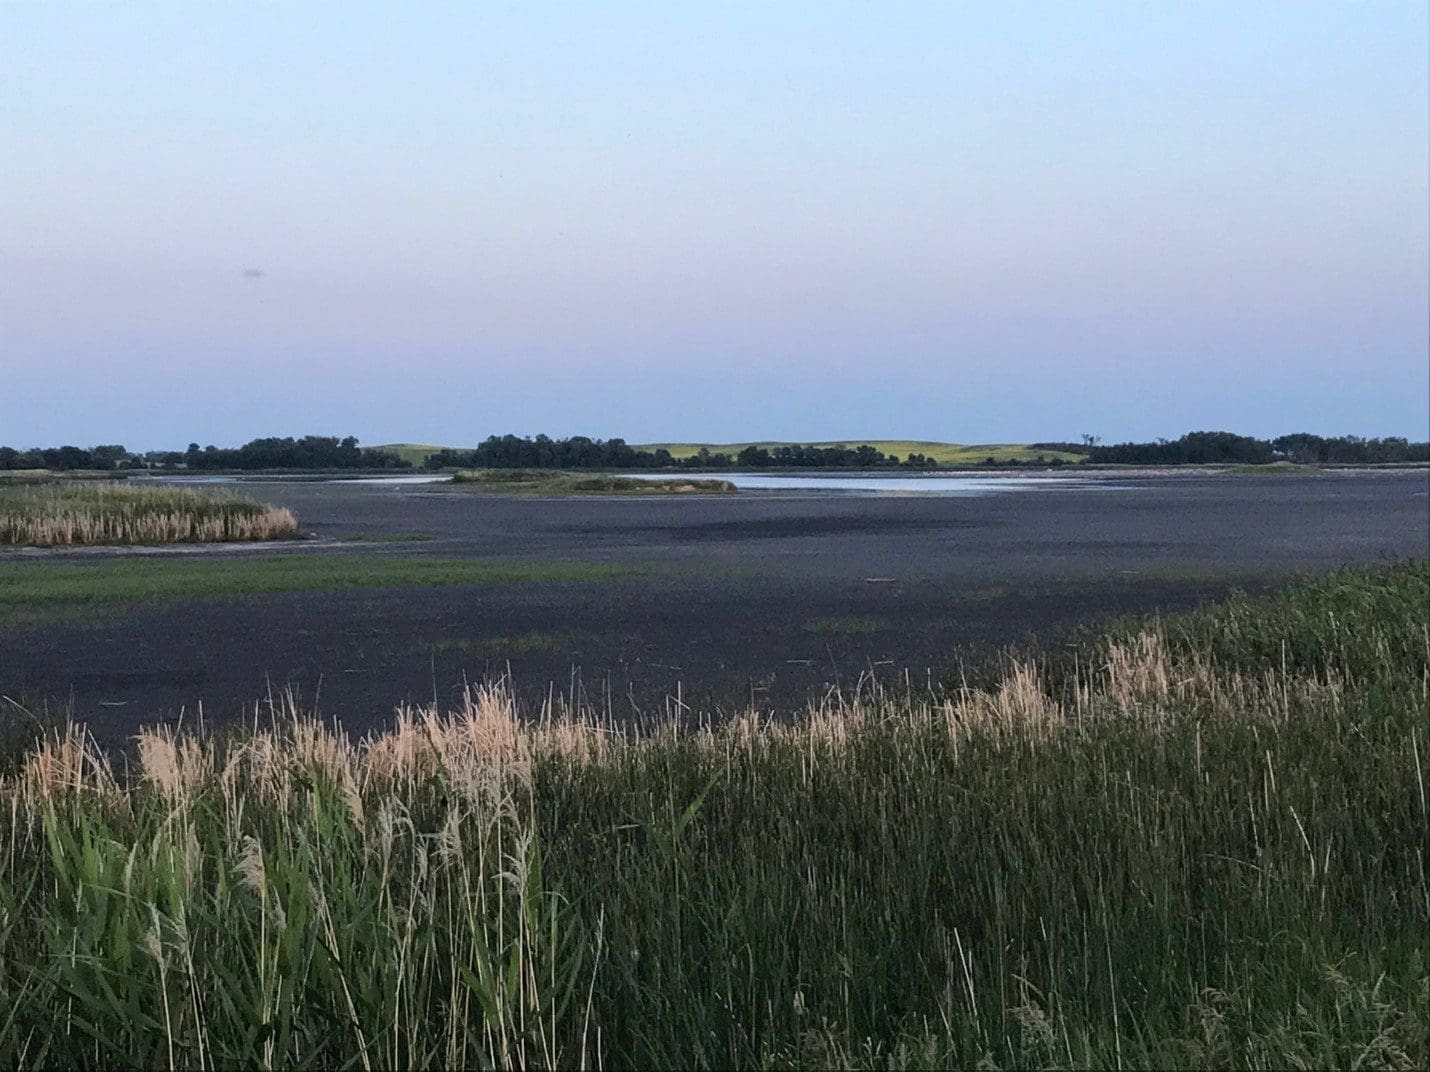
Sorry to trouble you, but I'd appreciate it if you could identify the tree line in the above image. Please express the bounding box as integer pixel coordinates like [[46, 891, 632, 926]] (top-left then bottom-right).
[[0, 436, 412, 471], [3, 430, 1425, 473], [1073, 431, 1429, 466], [422, 436, 954, 470]]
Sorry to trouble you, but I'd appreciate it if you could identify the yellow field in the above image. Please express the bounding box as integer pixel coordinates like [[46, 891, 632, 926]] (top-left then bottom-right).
[[633, 441, 1087, 464], [376, 441, 1087, 466], [371, 443, 462, 466]]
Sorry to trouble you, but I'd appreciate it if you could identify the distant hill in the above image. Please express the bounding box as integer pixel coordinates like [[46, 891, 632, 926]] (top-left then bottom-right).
[[377, 441, 1087, 466], [632, 441, 1088, 465], [371, 443, 464, 466]]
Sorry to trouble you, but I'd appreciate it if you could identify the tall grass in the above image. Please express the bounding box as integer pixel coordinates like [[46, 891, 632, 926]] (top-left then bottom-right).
[[0, 485, 298, 546], [0, 470, 128, 487], [0, 563, 1424, 1068]]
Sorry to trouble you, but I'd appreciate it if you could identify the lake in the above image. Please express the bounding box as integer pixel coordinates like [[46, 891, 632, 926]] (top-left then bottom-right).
[[138, 471, 1107, 495], [627, 472, 1103, 495]]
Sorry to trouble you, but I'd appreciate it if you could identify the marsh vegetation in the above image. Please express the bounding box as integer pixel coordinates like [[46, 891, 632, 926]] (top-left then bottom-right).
[[0, 562, 1423, 1068], [0, 485, 298, 547], [451, 469, 738, 494], [0, 469, 128, 487], [0, 555, 636, 628]]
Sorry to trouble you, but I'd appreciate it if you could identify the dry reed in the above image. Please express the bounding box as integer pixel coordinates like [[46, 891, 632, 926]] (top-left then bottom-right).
[[0, 561, 1423, 1069], [0, 484, 298, 546], [0, 628, 1362, 807]]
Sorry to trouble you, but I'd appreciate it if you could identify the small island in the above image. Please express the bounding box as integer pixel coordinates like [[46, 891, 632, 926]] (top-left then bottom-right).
[[0, 485, 298, 547], [450, 469, 738, 495]]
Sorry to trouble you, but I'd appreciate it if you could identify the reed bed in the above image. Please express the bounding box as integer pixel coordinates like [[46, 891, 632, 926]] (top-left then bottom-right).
[[0, 484, 298, 546], [0, 470, 126, 487], [0, 563, 1424, 1068]]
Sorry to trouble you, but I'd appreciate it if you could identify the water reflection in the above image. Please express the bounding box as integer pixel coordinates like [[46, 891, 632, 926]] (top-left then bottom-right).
[[627, 472, 1097, 495], [135, 471, 1107, 496]]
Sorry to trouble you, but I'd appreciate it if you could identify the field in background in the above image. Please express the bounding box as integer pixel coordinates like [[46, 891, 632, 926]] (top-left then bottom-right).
[[379, 442, 1088, 466], [0, 561, 1423, 1068], [634, 441, 1089, 464], [372, 442, 455, 466], [0, 485, 296, 547]]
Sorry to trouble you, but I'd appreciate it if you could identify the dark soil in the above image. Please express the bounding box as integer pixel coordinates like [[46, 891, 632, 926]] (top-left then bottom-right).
[[3, 470, 1425, 743]]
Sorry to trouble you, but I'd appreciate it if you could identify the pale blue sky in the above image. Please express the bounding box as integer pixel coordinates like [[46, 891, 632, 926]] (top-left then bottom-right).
[[3, 2, 1427, 448]]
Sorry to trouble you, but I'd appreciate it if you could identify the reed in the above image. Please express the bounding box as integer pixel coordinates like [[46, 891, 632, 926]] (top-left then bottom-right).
[[0, 562, 1423, 1068], [0, 484, 298, 546]]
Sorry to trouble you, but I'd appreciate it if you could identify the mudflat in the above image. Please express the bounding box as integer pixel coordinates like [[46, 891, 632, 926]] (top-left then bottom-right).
[[3, 469, 1425, 742]]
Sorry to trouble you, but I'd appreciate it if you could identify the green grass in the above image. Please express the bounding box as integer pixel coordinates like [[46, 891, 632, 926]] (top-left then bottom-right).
[[0, 469, 130, 486], [431, 630, 565, 658], [0, 555, 636, 628], [337, 531, 433, 543], [635, 441, 1087, 465], [1110, 558, 1427, 678], [452, 470, 738, 494], [1222, 460, 1305, 474], [370, 443, 457, 466], [0, 562, 1424, 1068], [803, 614, 887, 636]]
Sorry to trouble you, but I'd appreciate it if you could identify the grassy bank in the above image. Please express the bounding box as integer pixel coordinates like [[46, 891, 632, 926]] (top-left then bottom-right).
[[0, 470, 130, 487], [452, 469, 738, 494], [0, 562, 1424, 1068], [0, 485, 297, 547], [0, 555, 637, 628]]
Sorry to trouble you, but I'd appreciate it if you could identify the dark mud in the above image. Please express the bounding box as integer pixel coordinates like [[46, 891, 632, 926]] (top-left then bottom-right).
[[3, 470, 1425, 742]]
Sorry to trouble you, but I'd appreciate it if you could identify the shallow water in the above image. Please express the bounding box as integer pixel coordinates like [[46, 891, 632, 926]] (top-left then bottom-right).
[[626, 471, 1103, 495], [134, 473, 451, 486], [15, 469, 1426, 742], [335, 474, 451, 485], [135, 471, 1109, 495]]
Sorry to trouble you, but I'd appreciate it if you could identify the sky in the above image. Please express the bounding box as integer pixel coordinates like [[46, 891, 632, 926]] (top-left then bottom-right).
[[3, 2, 1427, 450]]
